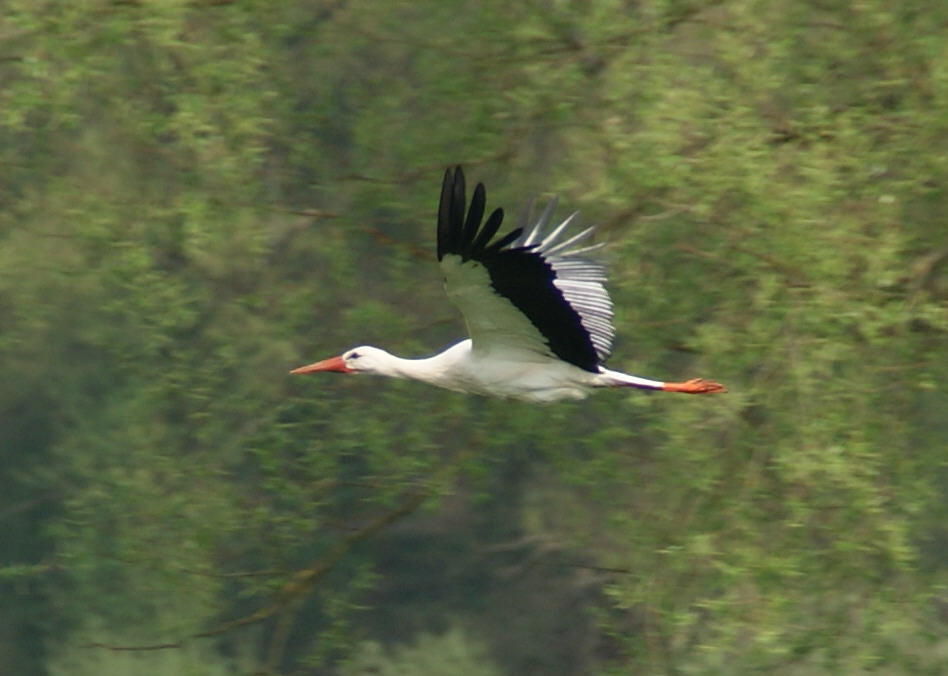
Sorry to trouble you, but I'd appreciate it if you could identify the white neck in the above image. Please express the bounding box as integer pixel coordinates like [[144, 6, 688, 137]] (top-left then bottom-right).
[[366, 341, 469, 387]]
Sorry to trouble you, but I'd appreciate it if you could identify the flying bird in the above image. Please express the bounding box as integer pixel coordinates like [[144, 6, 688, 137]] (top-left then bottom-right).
[[291, 166, 726, 402]]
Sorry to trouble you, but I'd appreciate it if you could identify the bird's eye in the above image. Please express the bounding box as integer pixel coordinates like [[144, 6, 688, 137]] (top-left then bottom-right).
[[349, 352, 360, 359]]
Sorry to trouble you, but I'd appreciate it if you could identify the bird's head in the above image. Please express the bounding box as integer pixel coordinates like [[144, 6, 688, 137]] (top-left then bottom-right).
[[290, 346, 389, 376]]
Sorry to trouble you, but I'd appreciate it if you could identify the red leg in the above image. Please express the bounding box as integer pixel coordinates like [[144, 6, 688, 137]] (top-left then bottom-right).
[[662, 378, 727, 394]]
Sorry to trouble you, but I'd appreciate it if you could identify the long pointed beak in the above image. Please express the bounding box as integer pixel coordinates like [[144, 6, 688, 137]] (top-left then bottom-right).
[[290, 355, 353, 375]]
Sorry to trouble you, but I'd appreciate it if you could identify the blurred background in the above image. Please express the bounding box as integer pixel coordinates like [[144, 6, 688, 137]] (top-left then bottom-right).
[[1, 1, 946, 674]]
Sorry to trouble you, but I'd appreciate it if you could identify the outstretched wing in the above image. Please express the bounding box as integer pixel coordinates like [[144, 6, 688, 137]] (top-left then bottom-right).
[[436, 166, 613, 373]]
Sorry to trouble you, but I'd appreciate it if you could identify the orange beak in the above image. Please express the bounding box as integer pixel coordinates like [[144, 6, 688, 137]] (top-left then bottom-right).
[[290, 355, 353, 375]]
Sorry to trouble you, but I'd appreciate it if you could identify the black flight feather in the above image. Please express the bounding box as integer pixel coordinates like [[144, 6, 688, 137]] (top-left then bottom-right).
[[436, 165, 601, 372], [437, 168, 455, 260], [470, 206, 505, 253], [461, 183, 485, 256]]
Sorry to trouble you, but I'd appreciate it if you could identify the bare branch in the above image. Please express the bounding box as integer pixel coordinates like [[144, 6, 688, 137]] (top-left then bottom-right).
[[84, 640, 183, 651], [86, 443, 477, 655]]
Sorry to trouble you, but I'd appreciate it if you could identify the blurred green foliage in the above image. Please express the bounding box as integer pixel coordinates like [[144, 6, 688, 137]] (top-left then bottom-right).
[[341, 627, 501, 676], [1, 1, 946, 674]]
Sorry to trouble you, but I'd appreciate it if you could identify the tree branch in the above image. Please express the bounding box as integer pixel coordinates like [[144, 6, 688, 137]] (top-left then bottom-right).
[[86, 443, 477, 656]]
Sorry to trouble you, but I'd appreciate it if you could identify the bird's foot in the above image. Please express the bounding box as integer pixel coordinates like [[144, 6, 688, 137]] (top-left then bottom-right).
[[663, 378, 727, 394]]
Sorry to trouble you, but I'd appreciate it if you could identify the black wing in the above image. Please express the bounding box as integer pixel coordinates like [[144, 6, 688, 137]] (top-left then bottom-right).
[[437, 166, 613, 373]]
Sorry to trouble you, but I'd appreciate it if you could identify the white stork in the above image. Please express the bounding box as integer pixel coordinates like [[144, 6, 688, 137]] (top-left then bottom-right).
[[291, 167, 726, 402]]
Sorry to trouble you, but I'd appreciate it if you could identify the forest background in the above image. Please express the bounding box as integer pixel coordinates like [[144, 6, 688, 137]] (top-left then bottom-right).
[[1, 1, 946, 674]]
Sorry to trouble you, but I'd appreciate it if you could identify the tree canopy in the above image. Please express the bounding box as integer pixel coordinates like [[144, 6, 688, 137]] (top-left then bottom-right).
[[1, 1, 946, 674]]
